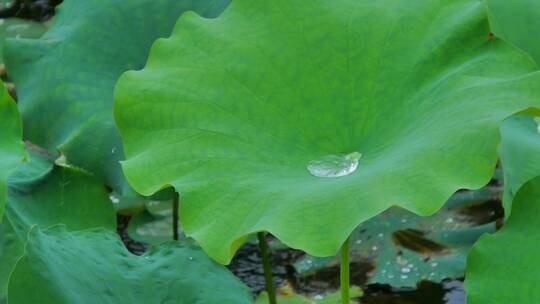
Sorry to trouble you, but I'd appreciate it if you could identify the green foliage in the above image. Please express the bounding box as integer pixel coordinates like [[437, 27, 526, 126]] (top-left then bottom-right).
[[8, 225, 253, 304], [464, 114, 540, 302], [498, 114, 540, 214], [4, 0, 230, 194], [2, 0, 540, 301], [115, 0, 540, 264], [0, 148, 115, 300], [6, 159, 116, 237], [0, 219, 21, 299], [465, 177, 540, 303], [0, 81, 25, 218], [488, 0, 540, 64], [463, 3, 540, 299]]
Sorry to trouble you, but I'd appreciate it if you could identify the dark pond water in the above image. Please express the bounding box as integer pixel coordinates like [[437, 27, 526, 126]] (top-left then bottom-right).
[[226, 241, 466, 304], [0, 0, 62, 21], [361, 280, 465, 304]]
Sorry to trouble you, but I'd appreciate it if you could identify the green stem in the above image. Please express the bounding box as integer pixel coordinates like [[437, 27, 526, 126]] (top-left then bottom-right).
[[340, 236, 350, 304], [172, 193, 179, 241], [257, 232, 277, 304]]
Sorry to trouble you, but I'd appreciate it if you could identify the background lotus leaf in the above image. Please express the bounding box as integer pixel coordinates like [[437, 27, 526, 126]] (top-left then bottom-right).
[[0, 219, 20, 302], [0, 17, 45, 63], [0, 81, 24, 218], [0, 148, 115, 300], [465, 176, 540, 303], [4, 0, 230, 194], [498, 114, 540, 214], [7, 225, 253, 304]]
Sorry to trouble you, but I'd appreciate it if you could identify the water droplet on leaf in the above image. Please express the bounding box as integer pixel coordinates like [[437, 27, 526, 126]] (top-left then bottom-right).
[[109, 195, 120, 204], [307, 152, 362, 178]]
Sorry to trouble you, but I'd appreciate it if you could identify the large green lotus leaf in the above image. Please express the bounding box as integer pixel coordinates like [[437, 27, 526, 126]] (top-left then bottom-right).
[[498, 114, 540, 215], [8, 225, 253, 304], [488, 0, 540, 64], [3, 0, 230, 194], [115, 0, 540, 264], [0, 81, 24, 219], [294, 187, 501, 287], [465, 176, 540, 303]]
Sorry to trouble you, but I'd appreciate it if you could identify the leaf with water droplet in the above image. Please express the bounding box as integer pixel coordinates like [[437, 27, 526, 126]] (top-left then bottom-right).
[[115, 0, 540, 264]]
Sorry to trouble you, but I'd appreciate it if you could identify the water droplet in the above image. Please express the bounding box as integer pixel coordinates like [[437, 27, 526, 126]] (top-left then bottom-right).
[[430, 262, 438, 267], [400, 219, 407, 223], [388, 274, 395, 279], [313, 295, 323, 300], [188, 256, 193, 261], [355, 239, 363, 245], [401, 267, 411, 273], [372, 245, 379, 251], [400, 275, 408, 279], [445, 218, 454, 223], [307, 152, 362, 178], [535, 117, 540, 133], [396, 256, 408, 266], [109, 195, 120, 204], [378, 233, 384, 238]]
